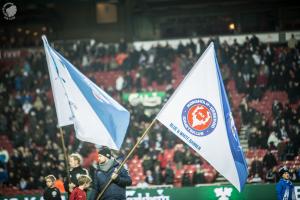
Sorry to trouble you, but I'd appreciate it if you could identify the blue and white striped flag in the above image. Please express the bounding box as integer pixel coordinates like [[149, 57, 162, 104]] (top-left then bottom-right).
[[156, 43, 248, 191], [42, 36, 130, 150]]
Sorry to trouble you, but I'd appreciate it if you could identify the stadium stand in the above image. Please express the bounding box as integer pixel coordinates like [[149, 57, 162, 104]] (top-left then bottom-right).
[[0, 33, 299, 195]]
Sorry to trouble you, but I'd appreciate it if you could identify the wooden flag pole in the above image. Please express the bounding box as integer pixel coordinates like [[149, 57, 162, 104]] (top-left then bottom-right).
[[59, 127, 71, 183], [96, 118, 157, 200]]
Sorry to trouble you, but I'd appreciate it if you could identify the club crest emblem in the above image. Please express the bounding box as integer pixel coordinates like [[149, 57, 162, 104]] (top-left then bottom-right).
[[182, 98, 217, 136]]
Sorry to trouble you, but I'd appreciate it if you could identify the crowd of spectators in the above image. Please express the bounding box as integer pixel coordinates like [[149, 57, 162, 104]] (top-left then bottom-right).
[[0, 34, 299, 192]]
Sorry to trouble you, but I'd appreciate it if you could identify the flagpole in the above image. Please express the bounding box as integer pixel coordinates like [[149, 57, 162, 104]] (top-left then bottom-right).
[[59, 127, 71, 184], [96, 118, 157, 200]]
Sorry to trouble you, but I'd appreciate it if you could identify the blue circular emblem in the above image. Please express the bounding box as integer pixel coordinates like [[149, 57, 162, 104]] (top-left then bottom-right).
[[182, 98, 218, 137]]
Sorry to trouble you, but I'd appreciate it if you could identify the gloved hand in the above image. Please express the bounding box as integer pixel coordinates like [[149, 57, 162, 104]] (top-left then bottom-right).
[[111, 168, 119, 180]]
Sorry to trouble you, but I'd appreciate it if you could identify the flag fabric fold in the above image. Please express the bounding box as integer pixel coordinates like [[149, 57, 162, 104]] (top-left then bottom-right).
[[42, 36, 130, 150], [43, 37, 73, 127], [156, 43, 248, 191]]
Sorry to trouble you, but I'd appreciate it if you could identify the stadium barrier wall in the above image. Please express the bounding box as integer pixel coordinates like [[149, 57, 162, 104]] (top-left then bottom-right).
[[1, 183, 300, 200]]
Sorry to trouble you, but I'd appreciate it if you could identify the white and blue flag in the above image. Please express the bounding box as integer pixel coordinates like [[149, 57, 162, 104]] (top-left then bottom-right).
[[42, 36, 130, 150], [156, 43, 248, 191]]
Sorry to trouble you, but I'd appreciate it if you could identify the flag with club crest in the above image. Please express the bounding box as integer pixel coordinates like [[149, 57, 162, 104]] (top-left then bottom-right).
[[156, 43, 248, 191]]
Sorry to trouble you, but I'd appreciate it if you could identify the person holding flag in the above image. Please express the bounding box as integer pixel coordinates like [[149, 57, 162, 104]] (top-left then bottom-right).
[[66, 153, 89, 193], [89, 147, 132, 200]]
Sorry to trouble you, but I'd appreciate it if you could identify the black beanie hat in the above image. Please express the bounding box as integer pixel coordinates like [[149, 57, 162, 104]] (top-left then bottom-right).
[[99, 146, 112, 159]]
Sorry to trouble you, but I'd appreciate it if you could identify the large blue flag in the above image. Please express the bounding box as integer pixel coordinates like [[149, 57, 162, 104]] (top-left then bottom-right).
[[42, 36, 130, 150], [156, 43, 248, 191]]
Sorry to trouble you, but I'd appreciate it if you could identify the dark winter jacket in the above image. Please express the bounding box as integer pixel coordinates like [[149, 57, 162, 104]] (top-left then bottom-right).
[[90, 160, 132, 200]]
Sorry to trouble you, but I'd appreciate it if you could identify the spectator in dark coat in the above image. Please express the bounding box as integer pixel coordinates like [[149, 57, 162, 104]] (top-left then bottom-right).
[[250, 156, 264, 178], [164, 163, 174, 185], [192, 164, 205, 185], [152, 164, 163, 185], [181, 171, 192, 187], [262, 150, 277, 170]]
